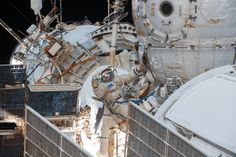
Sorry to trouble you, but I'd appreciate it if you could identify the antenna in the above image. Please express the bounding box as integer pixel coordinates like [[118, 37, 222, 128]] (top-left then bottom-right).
[[107, 0, 110, 22], [8, 2, 32, 24], [60, 0, 63, 23], [0, 18, 24, 45]]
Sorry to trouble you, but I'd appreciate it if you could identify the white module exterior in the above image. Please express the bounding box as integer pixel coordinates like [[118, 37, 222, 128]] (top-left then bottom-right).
[[11, 25, 98, 83], [132, 0, 236, 45], [147, 47, 235, 81], [154, 65, 236, 156], [132, 0, 236, 81], [166, 74, 236, 154]]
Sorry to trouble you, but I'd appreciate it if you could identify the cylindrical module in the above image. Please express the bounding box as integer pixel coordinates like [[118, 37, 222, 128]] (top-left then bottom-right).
[[132, 0, 236, 81]]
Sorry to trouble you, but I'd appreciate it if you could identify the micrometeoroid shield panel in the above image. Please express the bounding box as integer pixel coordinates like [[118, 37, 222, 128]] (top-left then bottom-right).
[[146, 47, 235, 82]]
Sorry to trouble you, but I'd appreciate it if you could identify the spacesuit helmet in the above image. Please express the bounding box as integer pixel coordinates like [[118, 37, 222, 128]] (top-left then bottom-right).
[[101, 67, 114, 83]]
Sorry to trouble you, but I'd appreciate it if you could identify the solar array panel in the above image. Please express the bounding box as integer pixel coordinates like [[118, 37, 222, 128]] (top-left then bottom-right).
[[25, 106, 93, 157], [27, 84, 79, 116], [0, 87, 25, 118], [0, 65, 26, 85], [127, 104, 207, 157]]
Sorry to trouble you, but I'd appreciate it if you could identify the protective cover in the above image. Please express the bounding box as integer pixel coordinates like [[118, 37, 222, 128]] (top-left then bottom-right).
[[147, 47, 235, 82], [166, 74, 236, 155]]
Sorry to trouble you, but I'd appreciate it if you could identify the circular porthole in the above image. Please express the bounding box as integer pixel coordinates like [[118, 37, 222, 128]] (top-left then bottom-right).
[[159, 1, 174, 17]]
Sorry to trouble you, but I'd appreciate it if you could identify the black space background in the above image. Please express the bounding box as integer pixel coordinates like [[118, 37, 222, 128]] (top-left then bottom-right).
[[0, 0, 133, 64]]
